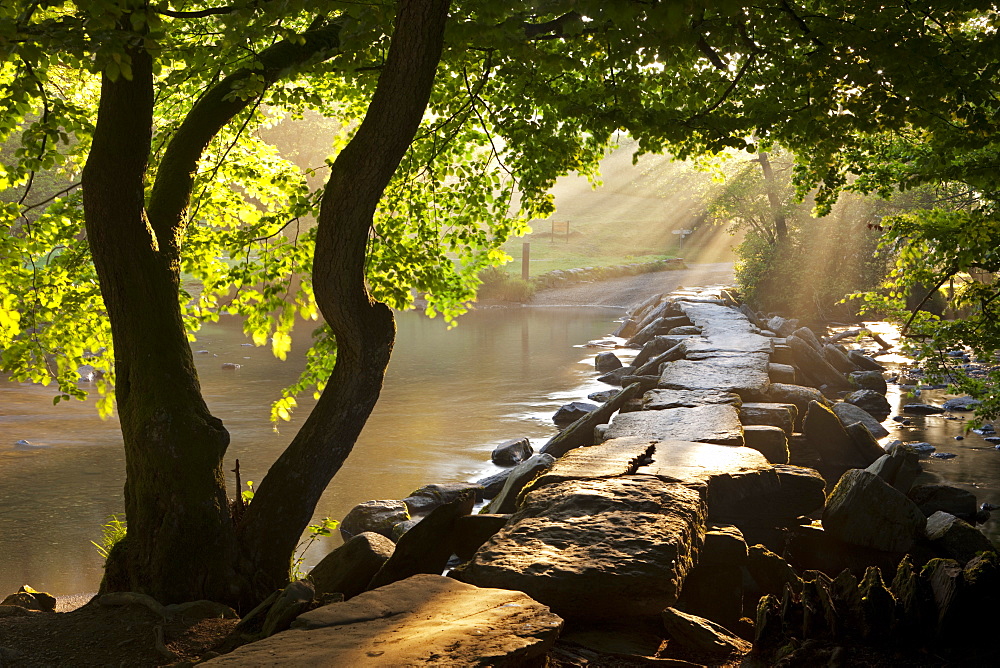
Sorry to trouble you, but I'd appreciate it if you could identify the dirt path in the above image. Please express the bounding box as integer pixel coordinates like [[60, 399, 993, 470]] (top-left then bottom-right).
[[529, 262, 735, 309]]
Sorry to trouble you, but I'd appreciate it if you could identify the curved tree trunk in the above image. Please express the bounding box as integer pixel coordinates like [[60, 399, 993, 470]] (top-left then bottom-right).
[[237, 0, 451, 601], [82, 0, 449, 606], [81, 36, 238, 603]]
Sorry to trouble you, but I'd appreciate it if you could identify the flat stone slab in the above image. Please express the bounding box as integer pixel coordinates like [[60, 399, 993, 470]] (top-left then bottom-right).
[[659, 354, 770, 400], [203, 575, 562, 666], [685, 333, 775, 355], [530, 437, 656, 490], [677, 302, 774, 354], [739, 402, 797, 435], [632, 441, 826, 523], [642, 389, 742, 410], [459, 477, 706, 620], [605, 404, 744, 446], [632, 439, 770, 483]]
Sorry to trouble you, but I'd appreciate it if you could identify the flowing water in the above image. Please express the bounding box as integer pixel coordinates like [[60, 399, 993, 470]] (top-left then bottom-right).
[[0, 306, 623, 597], [839, 322, 1000, 544]]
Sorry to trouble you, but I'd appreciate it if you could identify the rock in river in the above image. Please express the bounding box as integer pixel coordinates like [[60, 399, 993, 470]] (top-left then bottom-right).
[[459, 476, 706, 620], [552, 401, 598, 425], [822, 469, 926, 553], [491, 437, 533, 467]]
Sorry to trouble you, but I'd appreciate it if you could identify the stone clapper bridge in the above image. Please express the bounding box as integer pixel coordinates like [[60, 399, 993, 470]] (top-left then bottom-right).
[[203, 288, 900, 665]]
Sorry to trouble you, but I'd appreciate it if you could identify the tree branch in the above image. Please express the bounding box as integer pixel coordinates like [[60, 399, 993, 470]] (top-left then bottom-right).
[[145, 19, 344, 258], [523, 11, 582, 39], [696, 34, 727, 70]]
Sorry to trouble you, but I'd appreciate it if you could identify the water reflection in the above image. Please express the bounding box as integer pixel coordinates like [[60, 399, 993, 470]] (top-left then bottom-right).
[[0, 306, 620, 596], [857, 321, 1000, 543]]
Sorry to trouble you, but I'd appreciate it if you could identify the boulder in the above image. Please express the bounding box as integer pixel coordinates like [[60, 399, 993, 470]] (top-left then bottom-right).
[[491, 438, 533, 467], [844, 422, 886, 463], [767, 315, 798, 337], [765, 383, 830, 430], [822, 469, 926, 552], [902, 403, 946, 415], [747, 544, 803, 598], [804, 400, 882, 470], [206, 575, 562, 667], [459, 477, 707, 619], [587, 389, 617, 403], [847, 350, 885, 371], [633, 340, 687, 376], [866, 445, 920, 493], [618, 374, 661, 393], [909, 484, 978, 520], [848, 370, 887, 395], [0, 586, 56, 613], [340, 500, 410, 541], [632, 335, 680, 370], [857, 566, 895, 640], [788, 335, 849, 389], [368, 492, 476, 591], [483, 453, 556, 514], [844, 389, 892, 418], [924, 512, 997, 564], [661, 607, 751, 658], [676, 525, 747, 628], [402, 482, 485, 515], [823, 344, 858, 373], [739, 402, 796, 435], [923, 558, 964, 638], [768, 362, 797, 383], [942, 396, 981, 411], [309, 532, 395, 600], [771, 343, 794, 366], [667, 325, 701, 335], [743, 425, 789, 464], [633, 301, 672, 333], [891, 556, 936, 641], [262, 580, 316, 638], [597, 365, 635, 386], [832, 401, 889, 439], [453, 514, 511, 560], [791, 326, 824, 351], [474, 469, 512, 499], [625, 318, 667, 348], [605, 404, 744, 446], [552, 401, 598, 426], [594, 351, 623, 372], [630, 293, 664, 321], [540, 382, 642, 458], [702, 523, 749, 565], [391, 519, 421, 541], [612, 318, 638, 339], [633, 441, 826, 525]]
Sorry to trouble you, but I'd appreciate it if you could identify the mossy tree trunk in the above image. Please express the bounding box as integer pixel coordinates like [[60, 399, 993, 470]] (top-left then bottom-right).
[[82, 0, 450, 606]]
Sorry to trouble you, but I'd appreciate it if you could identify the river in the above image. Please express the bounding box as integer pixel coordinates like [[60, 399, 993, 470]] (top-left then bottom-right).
[[2, 308, 998, 598], [0, 306, 624, 597]]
